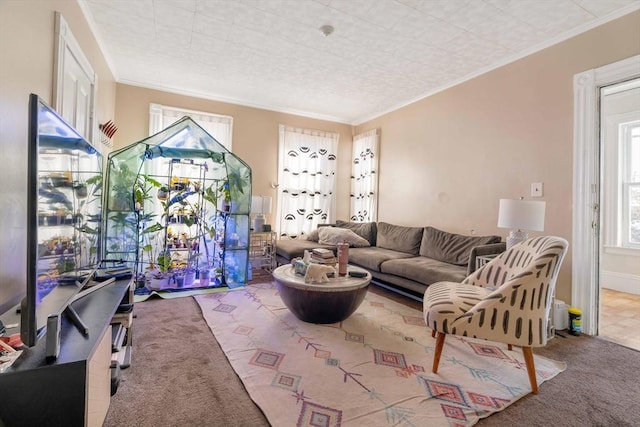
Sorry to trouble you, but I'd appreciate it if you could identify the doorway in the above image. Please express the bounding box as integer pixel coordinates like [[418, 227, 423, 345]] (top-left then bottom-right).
[[572, 55, 640, 337], [598, 80, 640, 351]]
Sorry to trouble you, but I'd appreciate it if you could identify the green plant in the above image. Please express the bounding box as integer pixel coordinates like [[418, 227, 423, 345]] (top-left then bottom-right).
[[109, 162, 137, 211], [227, 170, 248, 195], [55, 255, 76, 274], [85, 174, 103, 191], [140, 222, 164, 270], [156, 250, 172, 274], [202, 183, 218, 207], [134, 174, 162, 211], [106, 211, 137, 252], [77, 223, 100, 265]]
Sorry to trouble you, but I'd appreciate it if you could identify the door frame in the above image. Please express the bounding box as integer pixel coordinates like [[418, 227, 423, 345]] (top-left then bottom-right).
[[572, 55, 640, 335], [53, 12, 97, 143]]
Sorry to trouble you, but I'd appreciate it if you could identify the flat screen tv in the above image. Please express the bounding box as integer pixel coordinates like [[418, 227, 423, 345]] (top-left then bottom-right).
[[21, 94, 104, 347]]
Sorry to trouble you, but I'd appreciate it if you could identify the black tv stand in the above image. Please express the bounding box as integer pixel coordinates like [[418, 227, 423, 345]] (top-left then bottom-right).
[[0, 277, 133, 427]]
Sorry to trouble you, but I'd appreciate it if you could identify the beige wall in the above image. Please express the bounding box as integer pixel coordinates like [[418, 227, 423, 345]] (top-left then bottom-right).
[[2, 2, 638, 309], [355, 11, 640, 303], [0, 0, 116, 311], [113, 84, 354, 226]]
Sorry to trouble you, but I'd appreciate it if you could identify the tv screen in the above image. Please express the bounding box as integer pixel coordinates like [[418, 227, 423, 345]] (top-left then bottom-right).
[[21, 94, 103, 347]]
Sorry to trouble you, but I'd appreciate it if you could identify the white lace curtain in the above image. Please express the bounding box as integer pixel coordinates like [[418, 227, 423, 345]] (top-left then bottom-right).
[[149, 103, 233, 150], [277, 125, 339, 239], [350, 129, 379, 222]]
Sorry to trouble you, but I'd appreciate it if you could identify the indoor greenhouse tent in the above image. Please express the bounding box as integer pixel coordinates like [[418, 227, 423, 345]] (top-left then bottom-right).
[[103, 117, 252, 291]]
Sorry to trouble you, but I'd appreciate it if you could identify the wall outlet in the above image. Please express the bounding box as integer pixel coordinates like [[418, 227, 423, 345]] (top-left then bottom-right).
[[531, 182, 543, 197]]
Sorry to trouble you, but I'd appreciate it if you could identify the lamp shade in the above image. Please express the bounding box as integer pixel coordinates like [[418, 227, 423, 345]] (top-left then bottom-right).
[[251, 196, 272, 215], [497, 199, 546, 232]]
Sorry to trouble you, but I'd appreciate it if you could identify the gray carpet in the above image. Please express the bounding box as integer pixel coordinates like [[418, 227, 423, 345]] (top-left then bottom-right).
[[104, 284, 640, 427]]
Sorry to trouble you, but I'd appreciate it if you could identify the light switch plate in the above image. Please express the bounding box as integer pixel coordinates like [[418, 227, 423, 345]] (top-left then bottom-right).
[[531, 182, 543, 197]]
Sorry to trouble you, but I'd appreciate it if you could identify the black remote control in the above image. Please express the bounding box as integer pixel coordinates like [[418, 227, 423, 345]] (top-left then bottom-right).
[[348, 270, 367, 278]]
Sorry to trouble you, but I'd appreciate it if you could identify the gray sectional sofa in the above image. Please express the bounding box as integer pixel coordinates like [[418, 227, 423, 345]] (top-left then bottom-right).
[[275, 220, 505, 300]]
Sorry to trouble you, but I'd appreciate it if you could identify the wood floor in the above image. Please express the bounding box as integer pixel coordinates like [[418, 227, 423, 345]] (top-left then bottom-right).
[[599, 288, 640, 351]]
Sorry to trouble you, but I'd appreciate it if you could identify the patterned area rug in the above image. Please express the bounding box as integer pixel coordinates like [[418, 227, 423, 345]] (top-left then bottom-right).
[[195, 282, 566, 426]]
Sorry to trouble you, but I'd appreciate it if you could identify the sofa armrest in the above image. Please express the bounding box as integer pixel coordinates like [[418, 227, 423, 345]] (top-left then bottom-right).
[[466, 242, 506, 276]]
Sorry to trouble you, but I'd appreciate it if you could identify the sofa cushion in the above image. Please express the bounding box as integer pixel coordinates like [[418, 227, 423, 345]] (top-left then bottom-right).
[[318, 227, 370, 247], [276, 239, 335, 261], [335, 220, 377, 246], [375, 222, 423, 255], [381, 256, 467, 286], [348, 247, 414, 272], [419, 226, 501, 266]]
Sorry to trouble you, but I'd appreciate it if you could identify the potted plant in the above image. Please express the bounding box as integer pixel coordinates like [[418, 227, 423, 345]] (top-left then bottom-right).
[[148, 249, 173, 290], [73, 181, 88, 198], [157, 185, 169, 201], [178, 236, 199, 287], [147, 268, 170, 290], [133, 272, 147, 290]]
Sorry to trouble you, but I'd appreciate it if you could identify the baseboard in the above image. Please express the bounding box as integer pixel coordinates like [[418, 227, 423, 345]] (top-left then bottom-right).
[[601, 270, 640, 295], [370, 279, 424, 303]]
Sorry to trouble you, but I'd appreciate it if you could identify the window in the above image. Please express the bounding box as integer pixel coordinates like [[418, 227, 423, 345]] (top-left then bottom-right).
[[276, 125, 339, 239], [149, 104, 233, 150], [601, 80, 640, 253], [621, 121, 640, 247]]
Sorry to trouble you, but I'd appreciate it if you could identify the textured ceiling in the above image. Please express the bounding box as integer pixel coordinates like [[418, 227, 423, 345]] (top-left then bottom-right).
[[79, 0, 639, 124]]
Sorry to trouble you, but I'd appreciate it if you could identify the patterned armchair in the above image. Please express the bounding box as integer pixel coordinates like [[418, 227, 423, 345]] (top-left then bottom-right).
[[423, 236, 568, 394]]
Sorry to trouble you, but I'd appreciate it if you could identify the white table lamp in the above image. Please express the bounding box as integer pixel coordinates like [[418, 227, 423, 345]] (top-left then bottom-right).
[[497, 198, 546, 249], [251, 195, 272, 232]]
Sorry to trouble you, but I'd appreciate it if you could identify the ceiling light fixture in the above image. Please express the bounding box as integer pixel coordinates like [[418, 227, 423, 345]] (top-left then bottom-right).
[[319, 24, 334, 37]]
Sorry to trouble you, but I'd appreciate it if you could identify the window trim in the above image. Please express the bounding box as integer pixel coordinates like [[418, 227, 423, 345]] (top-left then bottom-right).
[[620, 121, 640, 248], [603, 112, 640, 251]]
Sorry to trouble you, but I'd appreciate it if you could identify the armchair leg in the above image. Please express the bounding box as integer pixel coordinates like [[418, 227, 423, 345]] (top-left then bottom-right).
[[431, 330, 436, 338], [432, 332, 446, 374], [522, 347, 538, 394]]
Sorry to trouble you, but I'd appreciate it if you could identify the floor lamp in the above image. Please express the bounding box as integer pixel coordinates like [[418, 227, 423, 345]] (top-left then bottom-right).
[[497, 198, 546, 249]]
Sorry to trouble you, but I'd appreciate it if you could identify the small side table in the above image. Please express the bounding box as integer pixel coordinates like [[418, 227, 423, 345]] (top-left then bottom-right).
[[249, 231, 276, 273]]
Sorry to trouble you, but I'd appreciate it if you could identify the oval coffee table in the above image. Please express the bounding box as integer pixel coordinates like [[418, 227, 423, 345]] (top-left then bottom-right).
[[272, 264, 371, 324]]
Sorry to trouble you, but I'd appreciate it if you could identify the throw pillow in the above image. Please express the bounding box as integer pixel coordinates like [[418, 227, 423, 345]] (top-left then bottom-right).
[[375, 222, 424, 255], [303, 224, 336, 242], [304, 229, 320, 242], [335, 220, 377, 246], [419, 226, 501, 266], [318, 227, 371, 247]]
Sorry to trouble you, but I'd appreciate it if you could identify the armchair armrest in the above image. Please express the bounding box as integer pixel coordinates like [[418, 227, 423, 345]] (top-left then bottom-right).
[[466, 242, 506, 276]]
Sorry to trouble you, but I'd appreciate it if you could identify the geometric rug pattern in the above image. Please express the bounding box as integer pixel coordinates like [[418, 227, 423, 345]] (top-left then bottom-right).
[[195, 282, 566, 426]]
